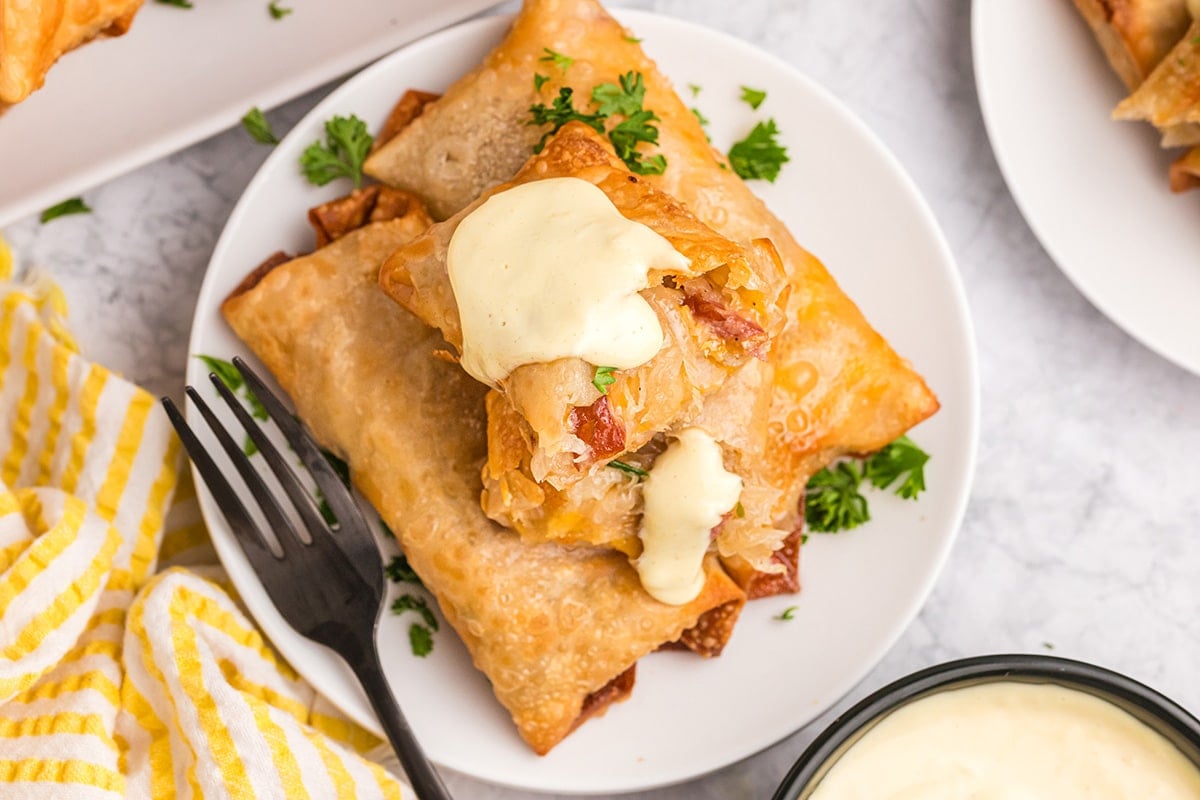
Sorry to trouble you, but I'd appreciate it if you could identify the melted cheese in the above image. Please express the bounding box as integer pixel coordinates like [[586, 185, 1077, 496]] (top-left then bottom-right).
[[809, 681, 1200, 799], [636, 428, 741, 605], [446, 177, 688, 387]]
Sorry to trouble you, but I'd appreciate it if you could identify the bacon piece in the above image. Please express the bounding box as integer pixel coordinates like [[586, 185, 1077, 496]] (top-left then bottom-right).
[[742, 528, 803, 600], [569, 396, 625, 458], [682, 280, 765, 348], [308, 186, 423, 247], [570, 665, 636, 733]]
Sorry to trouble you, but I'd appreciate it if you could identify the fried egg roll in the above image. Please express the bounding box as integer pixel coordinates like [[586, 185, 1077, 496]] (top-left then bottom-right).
[[221, 210, 745, 755], [0, 0, 144, 105]]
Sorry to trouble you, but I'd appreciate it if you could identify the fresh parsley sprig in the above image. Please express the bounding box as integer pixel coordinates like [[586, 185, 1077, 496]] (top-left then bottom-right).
[[728, 118, 789, 183], [805, 461, 869, 533], [268, 0, 291, 18], [528, 88, 606, 153], [592, 71, 647, 116], [300, 115, 374, 187], [804, 437, 931, 533], [864, 435, 929, 499]]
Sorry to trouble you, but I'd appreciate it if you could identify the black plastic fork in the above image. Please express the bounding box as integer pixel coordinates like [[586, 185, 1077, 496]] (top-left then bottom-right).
[[161, 357, 452, 800]]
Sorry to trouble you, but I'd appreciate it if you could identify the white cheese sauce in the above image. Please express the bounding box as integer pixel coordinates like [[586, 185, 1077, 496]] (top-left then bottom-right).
[[636, 428, 742, 605], [446, 176, 689, 388], [809, 681, 1200, 799]]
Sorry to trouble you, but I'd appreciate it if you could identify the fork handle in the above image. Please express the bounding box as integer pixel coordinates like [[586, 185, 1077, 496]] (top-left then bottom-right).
[[352, 649, 455, 800]]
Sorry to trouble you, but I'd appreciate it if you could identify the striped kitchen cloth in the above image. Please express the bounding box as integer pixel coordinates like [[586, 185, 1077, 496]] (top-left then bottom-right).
[[0, 241, 406, 799]]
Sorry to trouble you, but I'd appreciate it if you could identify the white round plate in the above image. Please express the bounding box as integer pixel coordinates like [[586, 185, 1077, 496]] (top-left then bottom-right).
[[973, 0, 1200, 376], [188, 11, 977, 794]]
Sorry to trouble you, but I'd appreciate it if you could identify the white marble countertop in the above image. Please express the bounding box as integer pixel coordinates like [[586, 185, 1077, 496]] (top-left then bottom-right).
[[5, 1, 1200, 798]]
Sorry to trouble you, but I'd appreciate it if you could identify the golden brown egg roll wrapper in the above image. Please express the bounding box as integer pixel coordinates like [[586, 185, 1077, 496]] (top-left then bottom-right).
[[1070, 0, 1192, 90], [0, 0, 144, 105], [379, 122, 787, 492], [220, 213, 745, 755], [368, 0, 937, 541], [1114, 19, 1200, 127]]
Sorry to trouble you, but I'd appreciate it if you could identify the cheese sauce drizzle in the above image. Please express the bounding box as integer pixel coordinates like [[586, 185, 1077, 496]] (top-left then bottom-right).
[[447, 177, 689, 388], [636, 428, 742, 605], [809, 681, 1200, 799]]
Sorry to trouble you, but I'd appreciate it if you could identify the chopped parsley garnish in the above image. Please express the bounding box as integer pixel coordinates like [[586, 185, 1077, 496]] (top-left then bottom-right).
[[863, 435, 929, 500], [386, 555, 424, 586], [528, 71, 667, 174], [392, 592, 438, 657], [196, 355, 268, 455], [155, 0, 193, 7], [315, 448, 352, 524], [1043, 641, 1055, 651], [733, 501, 745, 518], [40, 197, 91, 223], [609, 111, 666, 175], [300, 114, 374, 187], [528, 87, 606, 152], [688, 83, 702, 97], [408, 624, 434, 657], [804, 437, 931, 533], [240, 107, 278, 145], [775, 605, 798, 621], [740, 85, 767, 109], [392, 594, 438, 630], [533, 73, 550, 92], [592, 71, 648, 116], [728, 118, 789, 182], [268, 0, 291, 18], [624, 34, 642, 43], [592, 365, 617, 394], [538, 47, 574, 72], [608, 459, 648, 478], [592, 72, 666, 174]]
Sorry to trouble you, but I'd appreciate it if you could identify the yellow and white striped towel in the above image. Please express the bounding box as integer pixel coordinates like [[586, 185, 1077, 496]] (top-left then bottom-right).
[[0, 244, 406, 798]]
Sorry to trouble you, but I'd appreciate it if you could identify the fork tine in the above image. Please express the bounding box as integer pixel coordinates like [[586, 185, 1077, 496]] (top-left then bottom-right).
[[187, 384, 304, 558], [162, 396, 276, 563], [233, 357, 367, 533], [207, 374, 326, 546]]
